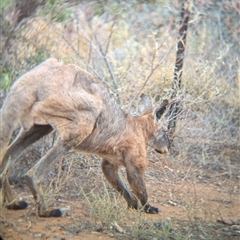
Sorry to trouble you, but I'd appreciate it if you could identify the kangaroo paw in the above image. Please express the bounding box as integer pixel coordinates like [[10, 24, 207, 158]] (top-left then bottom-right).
[[144, 204, 159, 214], [6, 199, 28, 210], [49, 209, 62, 217], [39, 206, 71, 217]]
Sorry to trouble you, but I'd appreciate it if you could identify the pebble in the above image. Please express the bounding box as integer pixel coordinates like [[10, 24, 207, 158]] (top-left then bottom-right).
[[164, 217, 172, 222], [167, 200, 177, 206], [65, 232, 74, 237], [222, 225, 240, 235], [33, 233, 41, 238], [153, 221, 163, 229], [231, 225, 240, 231], [59, 206, 71, 216], [96, 227, 103, 232]]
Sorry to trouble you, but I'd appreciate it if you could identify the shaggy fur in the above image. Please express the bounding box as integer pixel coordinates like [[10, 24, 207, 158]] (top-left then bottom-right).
[[0, 58, 169, 217]]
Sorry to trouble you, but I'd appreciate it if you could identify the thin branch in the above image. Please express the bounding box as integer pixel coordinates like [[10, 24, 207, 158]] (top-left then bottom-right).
[[76, 20, 121, 103], [49, 24, 114, 92], [104, 21, 116, 55], [126, 44, 175, 113], [86, 21, 120, 102], [49, 24, 98, 76]]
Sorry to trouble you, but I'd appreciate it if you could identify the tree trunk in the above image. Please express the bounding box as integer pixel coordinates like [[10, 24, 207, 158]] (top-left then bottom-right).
[[168, 0, 189, 133], [168, 1, 190, 132]]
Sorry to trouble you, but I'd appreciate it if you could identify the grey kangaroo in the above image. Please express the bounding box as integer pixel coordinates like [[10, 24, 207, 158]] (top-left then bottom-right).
[[0, 58, 170, 217]]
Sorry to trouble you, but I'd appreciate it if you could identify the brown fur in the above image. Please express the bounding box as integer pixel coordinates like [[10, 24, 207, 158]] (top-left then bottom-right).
[[0, 58, 169, 217]]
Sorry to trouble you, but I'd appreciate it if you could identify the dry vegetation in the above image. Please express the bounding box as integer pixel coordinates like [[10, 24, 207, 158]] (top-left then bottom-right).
[[0, 0, 239, 239]]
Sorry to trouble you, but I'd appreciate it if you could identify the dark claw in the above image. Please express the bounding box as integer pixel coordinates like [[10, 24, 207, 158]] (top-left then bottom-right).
[[49, 209, 62, 217], [144, 205, 159, 214], [7, 200, 28, 210]]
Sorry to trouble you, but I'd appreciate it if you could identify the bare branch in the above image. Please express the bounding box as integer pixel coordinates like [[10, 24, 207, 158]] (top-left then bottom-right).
[[86, 21, 120, 101], [126, 44, 175, 113], [76, 19, 121, 103]]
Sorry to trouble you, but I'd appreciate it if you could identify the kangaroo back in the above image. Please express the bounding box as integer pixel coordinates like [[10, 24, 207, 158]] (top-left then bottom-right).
[[0, 58, 63, 163], [0, 58, 170, 217]]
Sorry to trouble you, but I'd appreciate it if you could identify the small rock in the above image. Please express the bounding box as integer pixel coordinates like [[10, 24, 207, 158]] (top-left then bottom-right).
[[96, 227, 103, 232], [164, 217, 172, 222], [59, 206, 71, 216], [65, 232, 73, 237], [154, 221, 163, 229], [154, 221, 172, 231], [33, 233, 41, 238], [167, 200, 177, 206], [231, 225, 240, 231]]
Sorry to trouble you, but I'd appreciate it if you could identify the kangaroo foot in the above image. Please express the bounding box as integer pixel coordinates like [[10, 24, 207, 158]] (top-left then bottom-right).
[[6, 199, 28, 210], [38, 206, 71, 217], [144, 204, 159, 214]]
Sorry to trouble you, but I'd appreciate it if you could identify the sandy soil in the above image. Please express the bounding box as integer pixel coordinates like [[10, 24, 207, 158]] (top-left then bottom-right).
[[1, 167, 239, 240]]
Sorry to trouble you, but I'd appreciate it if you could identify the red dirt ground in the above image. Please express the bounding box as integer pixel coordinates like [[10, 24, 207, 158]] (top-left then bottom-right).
[[1, 172, 239, 240]]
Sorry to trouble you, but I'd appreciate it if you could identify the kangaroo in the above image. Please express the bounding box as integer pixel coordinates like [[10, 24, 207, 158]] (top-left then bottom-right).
[[0, 58, 170, 217]]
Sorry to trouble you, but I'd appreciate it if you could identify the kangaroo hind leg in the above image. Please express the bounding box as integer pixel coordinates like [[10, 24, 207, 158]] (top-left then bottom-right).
[[24, 116, 96, 217], [24, 138, 69, 217], [0, 124, 53, 210]]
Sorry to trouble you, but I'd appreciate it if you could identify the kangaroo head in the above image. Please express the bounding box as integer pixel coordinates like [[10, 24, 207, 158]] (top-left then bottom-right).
[[139, 94, 170, 154], [152, 99, 170, 154]]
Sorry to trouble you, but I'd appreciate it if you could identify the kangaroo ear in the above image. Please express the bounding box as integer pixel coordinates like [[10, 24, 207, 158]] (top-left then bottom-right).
[[138, 94, 153, 115], [154, 99, 169, 120]]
